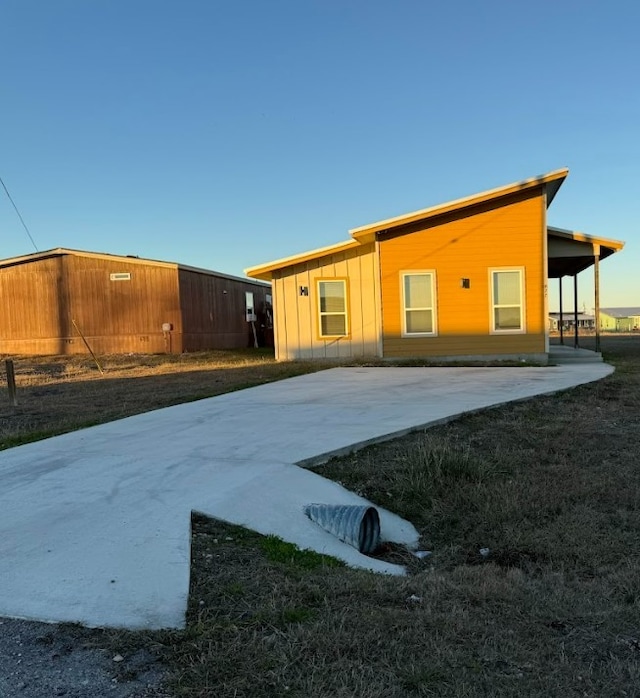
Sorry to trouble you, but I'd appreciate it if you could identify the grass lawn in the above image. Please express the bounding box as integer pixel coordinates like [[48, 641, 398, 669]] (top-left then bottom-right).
[[0, 349, 327, 450], [2, 336, 640, 696]]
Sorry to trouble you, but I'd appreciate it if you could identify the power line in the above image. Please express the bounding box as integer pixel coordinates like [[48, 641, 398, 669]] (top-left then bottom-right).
[[0, 175, 38, 252]]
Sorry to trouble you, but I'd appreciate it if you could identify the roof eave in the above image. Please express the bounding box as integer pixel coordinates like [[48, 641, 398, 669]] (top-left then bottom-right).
[[0, 247, 268, 284], [547, 226, 625, 252], [245, 239, 362, 281], [0, 247, 179, 270], [349, 168, 570, 242], [0, 247, 68, 268]]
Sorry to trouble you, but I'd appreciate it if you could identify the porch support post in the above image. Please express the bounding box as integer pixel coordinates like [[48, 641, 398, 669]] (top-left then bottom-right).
[[559, 277, 564, 345], [573, 274, 579, 348], [594, 244, 601, 353]]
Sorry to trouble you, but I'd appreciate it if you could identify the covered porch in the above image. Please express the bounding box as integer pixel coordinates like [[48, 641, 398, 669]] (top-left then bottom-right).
[[547, 226, 624, 358]]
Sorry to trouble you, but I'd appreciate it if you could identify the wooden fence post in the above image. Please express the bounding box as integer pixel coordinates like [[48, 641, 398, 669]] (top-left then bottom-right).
[[5, 359, 17, 406]]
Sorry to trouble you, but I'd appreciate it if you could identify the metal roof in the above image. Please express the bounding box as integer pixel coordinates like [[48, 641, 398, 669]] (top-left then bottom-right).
[[244, 169, 625, 282], [599, 307, 640, 318], [349, 168, 569, 242], [246, 170, 570, 280], [245, 239, 362, 282], [547, 227, 625, 278], [0, 247, 269, 287], [549, 312, 595, 321]]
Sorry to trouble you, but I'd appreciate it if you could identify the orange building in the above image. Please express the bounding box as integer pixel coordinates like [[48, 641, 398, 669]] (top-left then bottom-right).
[[246, 169, 623, 362]]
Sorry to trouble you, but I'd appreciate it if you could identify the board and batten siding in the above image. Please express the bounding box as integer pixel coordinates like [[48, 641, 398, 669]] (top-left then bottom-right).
[[379, 188, 547, 359], [271, 243, 379, 360]]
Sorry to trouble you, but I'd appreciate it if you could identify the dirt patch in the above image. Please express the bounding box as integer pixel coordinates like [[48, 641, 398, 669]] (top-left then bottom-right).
[[0, 618, 167, 697]]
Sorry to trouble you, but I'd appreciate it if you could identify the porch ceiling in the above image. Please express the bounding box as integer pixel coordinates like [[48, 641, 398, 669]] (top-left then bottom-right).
[[548, 254, 614, 278], [547, 226, 624, 278]]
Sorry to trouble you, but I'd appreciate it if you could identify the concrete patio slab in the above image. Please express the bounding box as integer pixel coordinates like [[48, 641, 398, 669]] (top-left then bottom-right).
[[0, 362, 613, 629]]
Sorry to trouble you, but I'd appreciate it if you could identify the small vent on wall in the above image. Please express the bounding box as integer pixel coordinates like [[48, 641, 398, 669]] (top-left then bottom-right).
[[110, 272, 131, 281]]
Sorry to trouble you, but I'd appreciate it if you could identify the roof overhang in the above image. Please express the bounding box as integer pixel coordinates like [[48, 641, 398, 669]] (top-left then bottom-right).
[[349, 168, 569, 243], [245, 239, 362, 281], [547, 226, 625, 277], [0, 247, 179, 271]]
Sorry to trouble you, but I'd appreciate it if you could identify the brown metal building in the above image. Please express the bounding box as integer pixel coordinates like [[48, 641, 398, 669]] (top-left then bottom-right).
[[0, 248, 273, 355]]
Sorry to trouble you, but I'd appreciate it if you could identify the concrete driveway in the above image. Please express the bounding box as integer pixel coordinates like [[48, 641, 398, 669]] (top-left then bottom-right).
[[0, 362, 613, 629]]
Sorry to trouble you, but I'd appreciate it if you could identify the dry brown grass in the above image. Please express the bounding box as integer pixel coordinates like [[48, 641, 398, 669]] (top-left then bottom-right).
[[4, 336, 640, 696], [0, 348, 534, 450], [0, 349, 327, 450], [158, 335, 640, 697]]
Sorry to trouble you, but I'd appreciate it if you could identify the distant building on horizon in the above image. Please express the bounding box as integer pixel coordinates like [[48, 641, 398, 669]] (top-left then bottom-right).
[[548, 312, 596, 332], [598, 307, 640, 332], [549, 307, 640, 332]]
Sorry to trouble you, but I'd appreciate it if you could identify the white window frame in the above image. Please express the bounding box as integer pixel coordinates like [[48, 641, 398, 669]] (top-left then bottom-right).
[[401, 271, 437, 337], [316, 278, 349, 339], [489, 267, 526, 334]]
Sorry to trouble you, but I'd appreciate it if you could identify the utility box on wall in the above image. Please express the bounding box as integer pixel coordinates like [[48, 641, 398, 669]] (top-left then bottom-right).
[[245, 292, 257, 322]]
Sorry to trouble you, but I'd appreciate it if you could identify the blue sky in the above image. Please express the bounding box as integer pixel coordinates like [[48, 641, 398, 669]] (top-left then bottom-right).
[[2, 0, 638, 308]]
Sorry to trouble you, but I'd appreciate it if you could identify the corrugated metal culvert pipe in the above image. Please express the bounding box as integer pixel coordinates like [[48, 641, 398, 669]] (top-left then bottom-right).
[[304, 504, 381, 554]]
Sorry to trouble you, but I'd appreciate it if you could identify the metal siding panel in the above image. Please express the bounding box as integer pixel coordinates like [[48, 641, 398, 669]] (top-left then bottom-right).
[[0, 252, 270, 355], [0, 258, 66, 353], [65, 256, 180, 354], [178, 269, 271, 350]]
